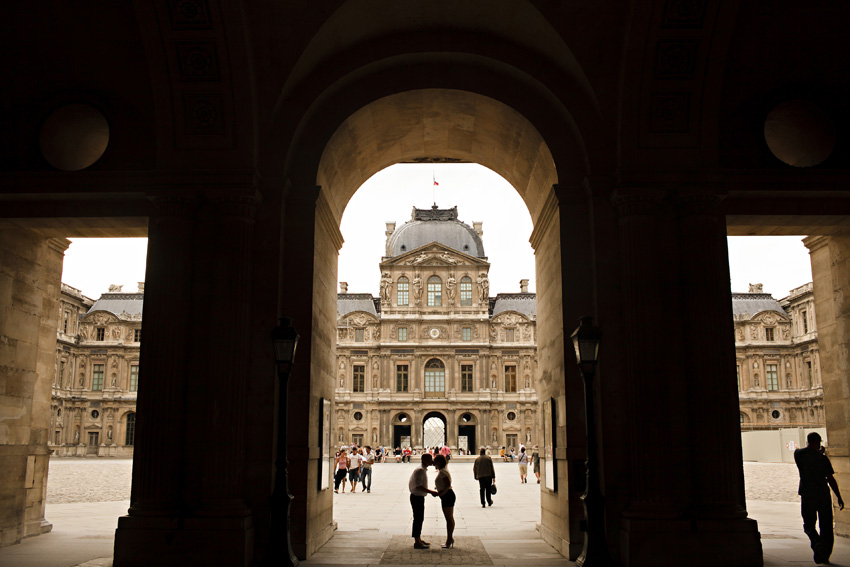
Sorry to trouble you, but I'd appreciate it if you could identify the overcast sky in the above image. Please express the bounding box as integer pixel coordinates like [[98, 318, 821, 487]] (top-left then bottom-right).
[[61, 163, 813, 301]]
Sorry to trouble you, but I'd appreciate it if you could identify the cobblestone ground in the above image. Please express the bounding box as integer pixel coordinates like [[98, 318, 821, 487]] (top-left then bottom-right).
[[45, 458, 801, 505], [743, 462, 799, 503], [47, 458, 133, 504]]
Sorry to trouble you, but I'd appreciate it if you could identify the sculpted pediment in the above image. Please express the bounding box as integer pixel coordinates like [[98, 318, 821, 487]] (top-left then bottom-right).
[[753, 311, 789, 325], [340, 311, 379, 327], [81, 310, 120, 325], [492, 311, 530, 326], [383, 242, 488, 268]]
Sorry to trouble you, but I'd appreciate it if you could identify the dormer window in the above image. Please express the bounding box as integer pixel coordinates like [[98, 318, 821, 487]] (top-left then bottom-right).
[[765, 327, 774, 341], [463, 244, 469, 251], [355, 328, 364, 342], [96, 328, 105, 341], [400, 245, 406, 251]]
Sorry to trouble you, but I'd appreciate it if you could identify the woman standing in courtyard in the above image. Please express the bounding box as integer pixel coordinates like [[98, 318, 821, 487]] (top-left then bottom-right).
[[433, 454, 455, 548]]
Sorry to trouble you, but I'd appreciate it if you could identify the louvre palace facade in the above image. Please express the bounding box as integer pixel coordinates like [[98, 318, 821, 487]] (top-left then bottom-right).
[[334, 206, 538, 452], [6, 4, 850, 564], [735, 282, 823, 430], [49, 284, 142, 457]]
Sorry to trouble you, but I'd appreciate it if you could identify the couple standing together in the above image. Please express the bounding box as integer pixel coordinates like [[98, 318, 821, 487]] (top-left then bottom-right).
[[408, 447, 497, 549]]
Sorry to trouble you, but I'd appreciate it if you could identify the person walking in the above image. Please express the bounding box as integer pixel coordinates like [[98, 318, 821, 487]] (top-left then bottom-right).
[[333, 447, 349, 493], [348, 447, 362, 493], [440, 444, 451, 463], [409, 453, 438, 549], [473, 447, 496, 507], [433, 454, 455, 548], [518, 446, 528, 483], [361, 445, 375, 493], [531, 445, 541, 484], [794, 431, 845, 564]]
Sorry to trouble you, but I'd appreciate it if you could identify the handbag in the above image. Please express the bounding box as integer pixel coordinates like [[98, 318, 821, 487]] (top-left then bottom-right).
[[489, 483, 497, 495]]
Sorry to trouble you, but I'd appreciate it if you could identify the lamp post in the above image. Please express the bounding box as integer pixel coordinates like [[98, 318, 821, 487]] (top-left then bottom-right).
[[269, 317, 300, 567], [571, 316, 613, 567]]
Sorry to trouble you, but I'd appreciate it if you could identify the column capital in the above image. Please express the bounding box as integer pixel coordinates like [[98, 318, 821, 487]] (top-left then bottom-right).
[[611, 188, 667, 219]]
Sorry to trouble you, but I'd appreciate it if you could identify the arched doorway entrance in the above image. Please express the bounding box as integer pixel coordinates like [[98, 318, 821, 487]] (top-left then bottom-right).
[[457, 412, 477, 453], [422, 412, 447, 449], [392, 412, 412, 450]]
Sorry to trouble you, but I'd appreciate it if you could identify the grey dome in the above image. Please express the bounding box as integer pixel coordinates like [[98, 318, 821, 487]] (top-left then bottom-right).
[[387, 206, 485, 258]]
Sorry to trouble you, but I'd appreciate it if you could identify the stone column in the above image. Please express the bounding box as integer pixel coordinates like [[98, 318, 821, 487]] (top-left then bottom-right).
[[196, 194, 257, 518], [0, 230, 67, 547], [677, 196, 749, 519], [805, 235, 850, 536], [114, 197, 198, 565], [612, 191, 680, 520]]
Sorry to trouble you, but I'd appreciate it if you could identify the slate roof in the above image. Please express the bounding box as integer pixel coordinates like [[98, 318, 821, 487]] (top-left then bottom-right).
[[387, 206, 485, 258], [88, 293, 144, 318], [731, 292, 788, 320], [491, 293, 537, 319], [338, 294, 379, 318]]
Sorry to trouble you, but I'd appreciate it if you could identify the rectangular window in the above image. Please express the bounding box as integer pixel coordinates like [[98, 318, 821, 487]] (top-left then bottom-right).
[[736, 365, 740, 392], [355, 328, 364, 342], [396, 364, 409, 392], [766, 364, 778, 391], [96, 327, 105, 341], [765, 327, 774, 341], [427, 277, 442, 306], [462, 327, 471, 341], [59, 361, 65, 388], [505, 365, 517, 392], [352, 433, 363, 447], [398, 327, 408, 342], [92, 364, 104, 391], [129, 365, 139, 392], [461, 364, 473, 392], [506, 328, 515, 342], [398, 280, 409, 306], [353, 365, 365, 392], [460, 279, 472, 306], [803, 311, 809, 333], [807, 361, 813, 388], [134, 329, 141, 342], [63, 311, 70, 333], [54, 431, 61, 445]]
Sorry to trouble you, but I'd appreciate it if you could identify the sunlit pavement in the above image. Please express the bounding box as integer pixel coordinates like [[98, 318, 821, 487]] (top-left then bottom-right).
[[2, 460, 850, 566]]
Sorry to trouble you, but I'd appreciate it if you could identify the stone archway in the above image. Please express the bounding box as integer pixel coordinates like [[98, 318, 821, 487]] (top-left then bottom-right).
[[422, 412, 448, 449]]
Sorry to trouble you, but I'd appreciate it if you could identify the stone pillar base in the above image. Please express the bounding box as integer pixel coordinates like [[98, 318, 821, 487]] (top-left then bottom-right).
[[114, 514, 253, 567], [620, 517, 762, 567], [538, 521, 582, 561]]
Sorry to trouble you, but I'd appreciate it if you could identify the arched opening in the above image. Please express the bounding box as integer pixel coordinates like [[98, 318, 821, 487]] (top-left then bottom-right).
[[457, 412, 477, 454], [422, 412, 447, 449], [424, 358, 446, 399]]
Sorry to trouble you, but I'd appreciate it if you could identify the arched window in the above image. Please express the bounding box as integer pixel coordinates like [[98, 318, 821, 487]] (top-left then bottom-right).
[[125, 413, 136, 446], [427, 276, 442, 306], [397, 276, 409, 306], [424, 358, 445, 398], [460, 276, 473, 305]]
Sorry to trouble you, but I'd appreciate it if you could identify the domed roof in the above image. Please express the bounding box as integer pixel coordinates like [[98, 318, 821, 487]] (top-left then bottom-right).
[[387, 206, 485, 258]]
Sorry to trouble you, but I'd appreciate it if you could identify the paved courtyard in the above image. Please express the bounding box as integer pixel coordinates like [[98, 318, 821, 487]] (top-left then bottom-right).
[[1, 458, 849, 566]]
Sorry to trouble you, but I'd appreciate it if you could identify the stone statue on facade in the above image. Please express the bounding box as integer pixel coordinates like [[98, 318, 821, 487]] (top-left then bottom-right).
[[440, 252, 460, 264], [446, 273, 457, 303], [477, 273, 489, 302], [379, 271, 392, 304], [412, 274, 423, 305]]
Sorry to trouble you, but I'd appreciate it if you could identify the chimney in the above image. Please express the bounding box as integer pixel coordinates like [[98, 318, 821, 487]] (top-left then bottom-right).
[[520, 279, 529, 293], [138, 282, 145, 293], [473, 221, 484, 237], [340, 282, 348, 293]]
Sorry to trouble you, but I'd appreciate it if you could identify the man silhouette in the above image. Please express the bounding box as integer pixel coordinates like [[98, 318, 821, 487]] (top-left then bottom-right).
[[408, 453, 438, 548], [794, 432, 844, 564]]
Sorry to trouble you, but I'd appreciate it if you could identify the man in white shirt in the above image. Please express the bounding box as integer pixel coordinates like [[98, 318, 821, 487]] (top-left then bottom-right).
[[361, 446, 376, 493], [408, 453, 438, 549], [348, 448, 362, 493]]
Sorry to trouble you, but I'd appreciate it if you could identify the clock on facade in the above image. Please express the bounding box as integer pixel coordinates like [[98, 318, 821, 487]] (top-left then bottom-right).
[[429, 328, 440, 339]]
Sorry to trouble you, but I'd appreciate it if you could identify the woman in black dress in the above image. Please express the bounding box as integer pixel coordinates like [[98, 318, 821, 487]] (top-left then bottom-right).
[[433, 454, 455, 548]]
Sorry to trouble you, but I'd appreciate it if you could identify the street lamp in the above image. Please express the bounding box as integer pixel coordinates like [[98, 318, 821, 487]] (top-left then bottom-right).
[[570, 316, 613, 567], [269, 317, 300, 567]]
